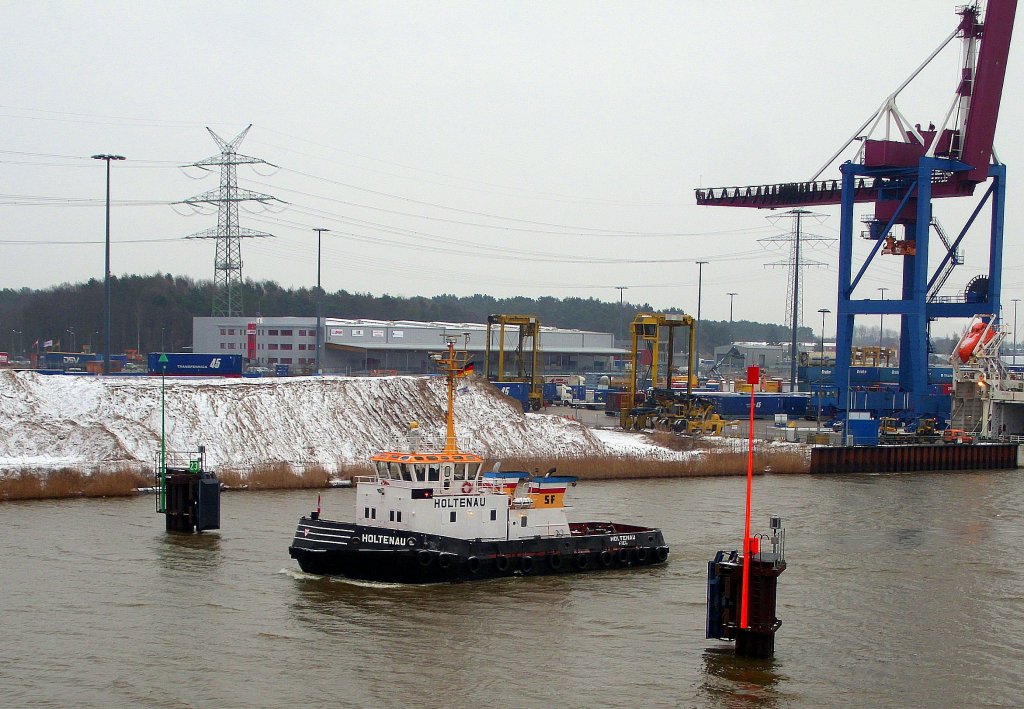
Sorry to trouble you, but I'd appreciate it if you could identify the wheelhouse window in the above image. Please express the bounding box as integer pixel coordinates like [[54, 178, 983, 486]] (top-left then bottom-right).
[[427, 465, 439, 482], [376, 461, 388, 478]]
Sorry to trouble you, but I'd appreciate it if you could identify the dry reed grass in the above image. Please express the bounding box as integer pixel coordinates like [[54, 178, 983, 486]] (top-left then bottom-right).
[[216, 468, 246, 488], [247, 462, 332, 490], [493, 446, 808, 480], [0, 443, 808, 502], [337, 462, 374, 479], [0, 467, 150, 501]]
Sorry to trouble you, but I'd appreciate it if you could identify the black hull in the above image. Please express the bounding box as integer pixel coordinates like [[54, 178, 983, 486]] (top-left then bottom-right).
[[288, 517, 669, 584]]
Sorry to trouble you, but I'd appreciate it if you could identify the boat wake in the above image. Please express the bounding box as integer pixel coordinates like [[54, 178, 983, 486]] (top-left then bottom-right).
[[278, 567, 406, 589]]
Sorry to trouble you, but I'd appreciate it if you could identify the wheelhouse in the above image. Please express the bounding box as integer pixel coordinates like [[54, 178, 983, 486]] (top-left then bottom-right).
[[371, 452, 484, 491]]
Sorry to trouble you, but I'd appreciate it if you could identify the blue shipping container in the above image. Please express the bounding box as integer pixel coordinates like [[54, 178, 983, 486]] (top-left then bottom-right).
[[879, 367, 900, 383], [848, 367, 875, 384], [493, 381, 530, 411], [847, 418, 880, 446], [40, 352, 92, 368], [147, 353, 243, 376], [39, 352, 129, 370], [703, 393, 811, 419]]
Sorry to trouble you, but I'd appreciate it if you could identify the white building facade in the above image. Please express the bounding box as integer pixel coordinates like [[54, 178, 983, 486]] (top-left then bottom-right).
[[192, 316, 622, 375]]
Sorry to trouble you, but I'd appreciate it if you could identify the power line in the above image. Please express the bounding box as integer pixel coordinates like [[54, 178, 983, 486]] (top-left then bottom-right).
[[247, 209, 772, 266], [248, 175, 765, 238], [0, 237, 189, 245]]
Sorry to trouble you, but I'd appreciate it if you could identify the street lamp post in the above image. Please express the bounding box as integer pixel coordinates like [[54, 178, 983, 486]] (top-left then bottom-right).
[[695, 261, 708, 378], [817, 308, 831, 432], [92, 154, 125, 375], [90, 331, 99, 353], [66, 328, 75, 352], [313, 228, 330, 376], [615, 286, 628, 344], [1013, 298, 1021, 366], [727, 292, 737, 324]]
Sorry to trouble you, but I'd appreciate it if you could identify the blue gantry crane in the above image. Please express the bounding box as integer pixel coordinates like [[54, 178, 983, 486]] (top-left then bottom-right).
[[695, 1, 1017, 422]]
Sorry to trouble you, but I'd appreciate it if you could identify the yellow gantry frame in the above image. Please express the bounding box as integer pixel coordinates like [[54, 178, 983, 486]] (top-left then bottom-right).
[[622, 312, 696, 428], [484, 314, 543, 411]]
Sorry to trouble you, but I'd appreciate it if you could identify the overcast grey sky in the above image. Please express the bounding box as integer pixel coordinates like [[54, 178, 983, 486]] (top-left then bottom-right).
[[2, 1, 1020, 336]]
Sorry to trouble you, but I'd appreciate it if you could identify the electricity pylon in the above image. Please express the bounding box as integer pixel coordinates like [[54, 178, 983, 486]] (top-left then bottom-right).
[[181, 125, 276, 317]]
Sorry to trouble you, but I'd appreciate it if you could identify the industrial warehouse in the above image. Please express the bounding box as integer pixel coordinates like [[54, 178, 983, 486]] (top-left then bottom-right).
[[191, 316, 623, 376]]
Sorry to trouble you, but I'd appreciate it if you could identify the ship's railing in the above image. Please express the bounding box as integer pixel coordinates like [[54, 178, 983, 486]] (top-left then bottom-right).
[[157, 449, 206, 471], [475, 480, 511, 495]]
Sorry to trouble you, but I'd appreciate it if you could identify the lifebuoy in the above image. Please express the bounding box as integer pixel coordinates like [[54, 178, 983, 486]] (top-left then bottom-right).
[[467, 556, 481, 574], [520, 555, 535, 574], [636, 547, 649, 563], [438, 553, 455, 569], [495, 555, 510, 572], [574, 553, 589, 570], [549, 553, 563, 571], [461, 481, 473, 494], [656, 546, 669, 562], [600, 550, 613, 567], [417, 549, 434, 567]]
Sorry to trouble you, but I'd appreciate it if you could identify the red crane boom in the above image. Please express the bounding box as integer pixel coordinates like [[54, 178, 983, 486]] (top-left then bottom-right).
[[695, 1, 1017, 210]]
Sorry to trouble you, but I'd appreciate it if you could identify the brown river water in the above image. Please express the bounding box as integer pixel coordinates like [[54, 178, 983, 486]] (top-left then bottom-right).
[[2, 470, 1023, 708]]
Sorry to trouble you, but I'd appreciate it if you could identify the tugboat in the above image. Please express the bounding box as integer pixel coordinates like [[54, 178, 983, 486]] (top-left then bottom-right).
[[288, 336, 669, 583]]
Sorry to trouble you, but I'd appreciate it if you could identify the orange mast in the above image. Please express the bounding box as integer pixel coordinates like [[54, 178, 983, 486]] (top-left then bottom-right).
[[433, 335, 473, 454]]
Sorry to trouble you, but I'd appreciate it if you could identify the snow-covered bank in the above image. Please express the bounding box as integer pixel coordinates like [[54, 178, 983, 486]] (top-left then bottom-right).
[[0, 371, 683, 472]]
